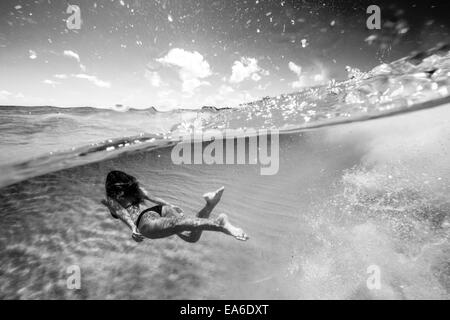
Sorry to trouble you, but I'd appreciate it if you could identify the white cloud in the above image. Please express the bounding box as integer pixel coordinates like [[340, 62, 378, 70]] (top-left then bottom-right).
[[0, 90, 26, 101], [314, 74, 325, 82], [74, 73, 111, 88], [145, 70, 162, 87], [288, 61, 302, 76], [0, 90, 12, 100], [156, 48, 212, 95], [288, 61, 328, 89], [181, 77, 210, 96], [52, 73, 111, 88], [74, 74, 111, 88], [229, 57, 268, 83], [288, 61, 304, 88], [43, 79, 59, 87], [63, 50, 80, 62], [29, 50, 37, 59], [219, 85, 234, 95], [63, 50, 87, 72], [251, 73, 261, 81], [54, 74, 68, 79], [157, 48, 211, 77]]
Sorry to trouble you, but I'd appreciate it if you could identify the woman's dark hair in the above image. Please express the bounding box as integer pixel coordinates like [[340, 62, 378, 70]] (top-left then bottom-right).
[[105, 170, 143, 207]]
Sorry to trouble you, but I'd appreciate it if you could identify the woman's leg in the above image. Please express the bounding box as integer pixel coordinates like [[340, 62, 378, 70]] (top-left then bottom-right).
[[176, 186, 225, 242], [139, 213, 248, 241]]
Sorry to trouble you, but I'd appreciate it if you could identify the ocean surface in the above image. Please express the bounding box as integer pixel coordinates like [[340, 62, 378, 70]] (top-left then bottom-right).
[[0, 46, 449, 299]]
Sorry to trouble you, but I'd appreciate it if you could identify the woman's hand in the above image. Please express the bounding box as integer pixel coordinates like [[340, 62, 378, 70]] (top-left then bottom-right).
[[132, 228, 145, 242]]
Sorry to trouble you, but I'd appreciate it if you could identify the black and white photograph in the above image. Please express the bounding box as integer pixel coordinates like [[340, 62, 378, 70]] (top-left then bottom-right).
[[0, 0, 449, 304]]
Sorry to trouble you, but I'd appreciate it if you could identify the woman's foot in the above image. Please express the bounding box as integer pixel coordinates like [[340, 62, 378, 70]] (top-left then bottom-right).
[[217, 213, 249, 241], [203, 186, 225, 206]]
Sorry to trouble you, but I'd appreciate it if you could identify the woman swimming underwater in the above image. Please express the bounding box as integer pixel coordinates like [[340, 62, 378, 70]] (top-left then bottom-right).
[[101, 170, 249, 243]]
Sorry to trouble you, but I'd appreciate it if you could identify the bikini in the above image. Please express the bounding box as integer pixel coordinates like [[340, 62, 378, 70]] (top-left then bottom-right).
[[109, 204, 163, 227], [136, 205, 163, 227]]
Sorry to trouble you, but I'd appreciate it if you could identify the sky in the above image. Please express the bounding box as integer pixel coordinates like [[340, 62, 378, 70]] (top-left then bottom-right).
[[0, 0, 449, 110]]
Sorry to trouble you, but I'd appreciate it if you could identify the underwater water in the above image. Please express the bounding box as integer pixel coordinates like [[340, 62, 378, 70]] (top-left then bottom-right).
[[0, 47, 449, 299]]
